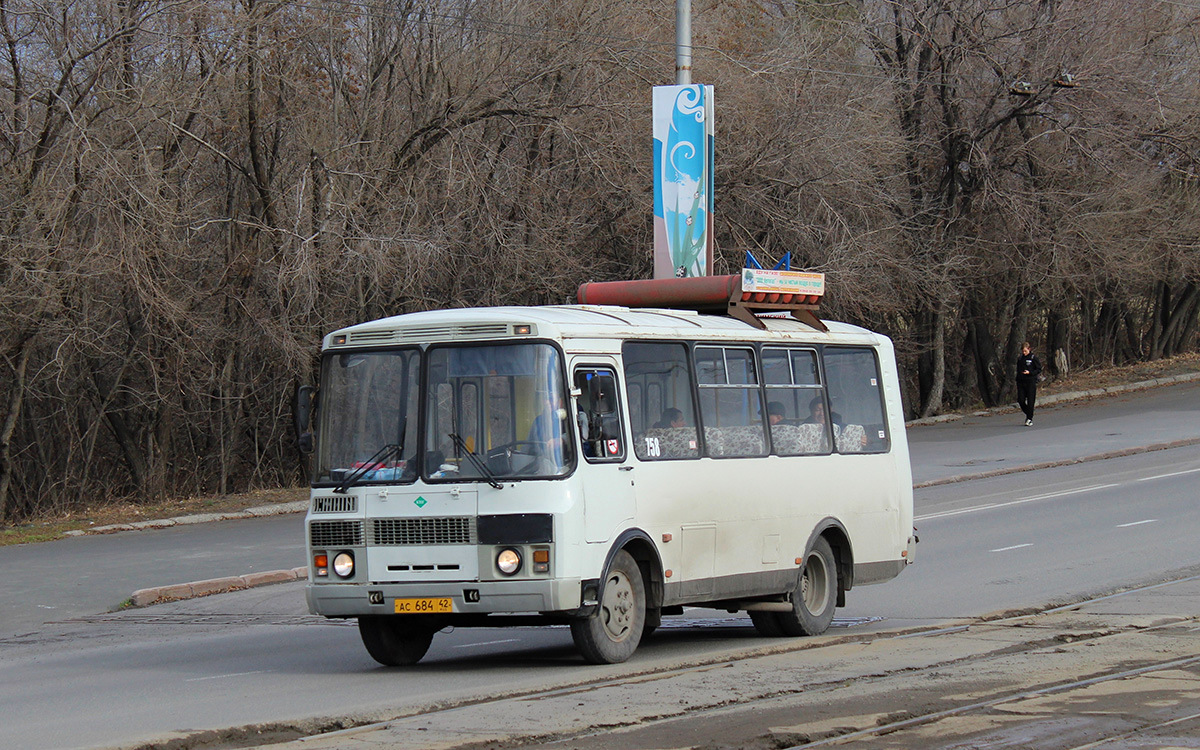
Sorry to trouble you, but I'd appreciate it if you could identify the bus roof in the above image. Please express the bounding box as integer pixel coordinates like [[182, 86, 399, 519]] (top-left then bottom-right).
[[325, 305, 885, 350]]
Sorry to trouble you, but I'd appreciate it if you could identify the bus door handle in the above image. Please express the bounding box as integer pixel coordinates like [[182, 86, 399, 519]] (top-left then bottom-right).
[[618, 465, 634, 472]]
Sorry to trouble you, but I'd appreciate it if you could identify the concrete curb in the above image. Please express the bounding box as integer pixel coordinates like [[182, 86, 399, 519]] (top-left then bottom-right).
[[129, 566, 309, 607], [65, 500, 308, 537]]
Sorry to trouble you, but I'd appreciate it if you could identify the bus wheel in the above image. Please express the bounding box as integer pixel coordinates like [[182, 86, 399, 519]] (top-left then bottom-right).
[[571, 549, 645, 664], [358, 615, 436, 666], [777, 536, 837, 637]]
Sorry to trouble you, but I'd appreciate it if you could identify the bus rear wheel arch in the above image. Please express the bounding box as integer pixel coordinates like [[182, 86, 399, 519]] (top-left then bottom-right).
[[752, 536, 838, 637]]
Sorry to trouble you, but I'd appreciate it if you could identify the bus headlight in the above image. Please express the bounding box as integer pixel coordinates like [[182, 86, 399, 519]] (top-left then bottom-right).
[[332, 551, 355, 578], [496, 548, 522, 576]]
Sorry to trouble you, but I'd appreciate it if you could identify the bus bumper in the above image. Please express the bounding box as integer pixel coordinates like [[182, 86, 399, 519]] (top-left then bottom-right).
[[306, 577, 584, 617]]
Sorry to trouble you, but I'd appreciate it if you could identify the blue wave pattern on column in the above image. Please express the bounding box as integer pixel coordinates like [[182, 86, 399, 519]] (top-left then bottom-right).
[[655, 85, 709, 277]]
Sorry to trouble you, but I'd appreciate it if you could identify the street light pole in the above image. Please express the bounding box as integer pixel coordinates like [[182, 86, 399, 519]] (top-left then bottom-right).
[[676, 0, 691, 85]]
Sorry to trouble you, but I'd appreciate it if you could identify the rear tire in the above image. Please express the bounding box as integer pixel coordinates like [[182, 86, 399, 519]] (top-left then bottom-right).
[[571, 549, 645, 664], [358, 615, 437, 666], [750, 610, 786, 637], [776, 536, 838, 637]]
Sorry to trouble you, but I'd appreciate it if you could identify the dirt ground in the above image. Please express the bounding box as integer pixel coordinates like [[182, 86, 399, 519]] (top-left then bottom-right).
[[1023, 351, 1200, 397], [4, 351, 1198, 547]]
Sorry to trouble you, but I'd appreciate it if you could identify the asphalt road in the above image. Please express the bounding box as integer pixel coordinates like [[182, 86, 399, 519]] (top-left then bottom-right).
[[906, 378, 1200, 485], [843, 442, 1200, 626], [0, 380, 1198, 750], [3, 511, 306, 636]]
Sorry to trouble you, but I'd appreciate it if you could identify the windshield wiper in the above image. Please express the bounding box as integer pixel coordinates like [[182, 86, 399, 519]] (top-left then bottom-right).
[[334, 419, 408, 494], [448, 433, 502, 490], [333, 443, 400, 494]]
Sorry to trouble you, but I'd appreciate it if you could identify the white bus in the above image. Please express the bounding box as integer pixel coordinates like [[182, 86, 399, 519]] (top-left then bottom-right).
[[297, 284, 915, 665]]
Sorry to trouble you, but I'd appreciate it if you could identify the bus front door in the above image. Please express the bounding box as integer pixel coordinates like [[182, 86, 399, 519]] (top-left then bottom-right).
[[572, 361, 635, 544]]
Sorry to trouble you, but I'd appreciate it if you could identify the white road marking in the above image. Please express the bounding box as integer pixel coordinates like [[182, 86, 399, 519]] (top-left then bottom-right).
[[990, 543, 1033, 553], [1116, 519, 1157, 528], [917, 483, 1120, 521], [1027, 483, 1121, 501], [185, 670, 269, 682], [1136, 467, 1200, 481], [453, 638, 520, 649]]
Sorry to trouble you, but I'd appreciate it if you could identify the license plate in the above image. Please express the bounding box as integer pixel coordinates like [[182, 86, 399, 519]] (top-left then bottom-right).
[[394, 597, 453, 614]]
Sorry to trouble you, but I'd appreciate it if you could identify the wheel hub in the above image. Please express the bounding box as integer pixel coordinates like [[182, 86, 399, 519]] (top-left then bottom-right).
[[601, 570, 634, 641]]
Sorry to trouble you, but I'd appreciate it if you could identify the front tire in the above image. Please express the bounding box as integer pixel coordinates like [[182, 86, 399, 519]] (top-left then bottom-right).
[[776, 536, 838, 636], [571, 549, 645, 664], [358, 615, 438, 666]]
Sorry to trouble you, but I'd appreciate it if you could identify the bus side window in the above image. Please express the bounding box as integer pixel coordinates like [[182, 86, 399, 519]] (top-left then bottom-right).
[[695, 346, 767, 458], [622, 342, 699, 460], [822, 347, 890, 454], [762, 347, 829, 456], [573, 367, 626, 462]]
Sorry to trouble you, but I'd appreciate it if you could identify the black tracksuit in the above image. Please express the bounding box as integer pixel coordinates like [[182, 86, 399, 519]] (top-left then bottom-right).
[[1015, 351, 1043, 422]]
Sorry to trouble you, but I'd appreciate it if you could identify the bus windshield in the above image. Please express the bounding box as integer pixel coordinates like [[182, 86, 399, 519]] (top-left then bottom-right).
[[425, 343, 573, 481], [315, 349, 420, 487]]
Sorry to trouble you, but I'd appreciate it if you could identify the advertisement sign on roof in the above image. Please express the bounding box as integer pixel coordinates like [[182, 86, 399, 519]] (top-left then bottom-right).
[[741, 269, 825, 296]]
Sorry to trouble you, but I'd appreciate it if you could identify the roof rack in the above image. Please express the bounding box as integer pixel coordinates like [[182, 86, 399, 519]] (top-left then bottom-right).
[[576, 269, 827, 331]]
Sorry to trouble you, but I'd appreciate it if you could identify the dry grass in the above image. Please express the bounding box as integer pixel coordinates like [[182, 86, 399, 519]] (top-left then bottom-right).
[[1038, 351, 1200, 396], [0, 487, 307, 547], [4, 352, 1198, 547]]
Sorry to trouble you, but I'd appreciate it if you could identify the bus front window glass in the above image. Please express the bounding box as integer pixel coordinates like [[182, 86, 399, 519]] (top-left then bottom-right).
[[823, 347, 889, 454], [623, 342, 699, 460], [425, 343, 573, 481], [315, 349, 420, 485]]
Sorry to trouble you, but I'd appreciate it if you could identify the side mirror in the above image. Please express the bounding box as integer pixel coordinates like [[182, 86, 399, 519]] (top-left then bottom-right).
[[295, 385, 317, 454]]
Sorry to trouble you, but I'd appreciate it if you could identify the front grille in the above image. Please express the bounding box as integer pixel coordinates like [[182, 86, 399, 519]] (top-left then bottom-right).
[[310, 519, 364, 547], [312, 496, 357, 513], [371, 517, 475, 545]]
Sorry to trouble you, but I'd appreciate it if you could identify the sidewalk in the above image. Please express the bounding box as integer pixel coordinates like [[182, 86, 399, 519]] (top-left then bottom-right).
[[270, 571, 1200, 750]]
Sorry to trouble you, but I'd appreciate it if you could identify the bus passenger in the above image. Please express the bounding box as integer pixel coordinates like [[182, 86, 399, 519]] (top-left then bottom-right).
[[653, 408, 685, 429], [766, 401, 788, 426], [806, 396, 829, 427]]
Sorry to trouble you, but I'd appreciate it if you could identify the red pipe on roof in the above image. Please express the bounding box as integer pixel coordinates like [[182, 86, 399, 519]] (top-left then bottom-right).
[[576, 275, 740, 310]]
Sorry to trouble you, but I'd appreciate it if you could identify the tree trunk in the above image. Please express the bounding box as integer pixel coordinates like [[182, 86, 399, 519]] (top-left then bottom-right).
[[1151, 282, 1198, 359], [1045, 306, 1071, 378], [966, 295, 1001, 407], [1004, 286, 1032, 393], [0, 337, 33, 524], [919, 308, 946, 418], [1158, 282, 1199, 358]]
